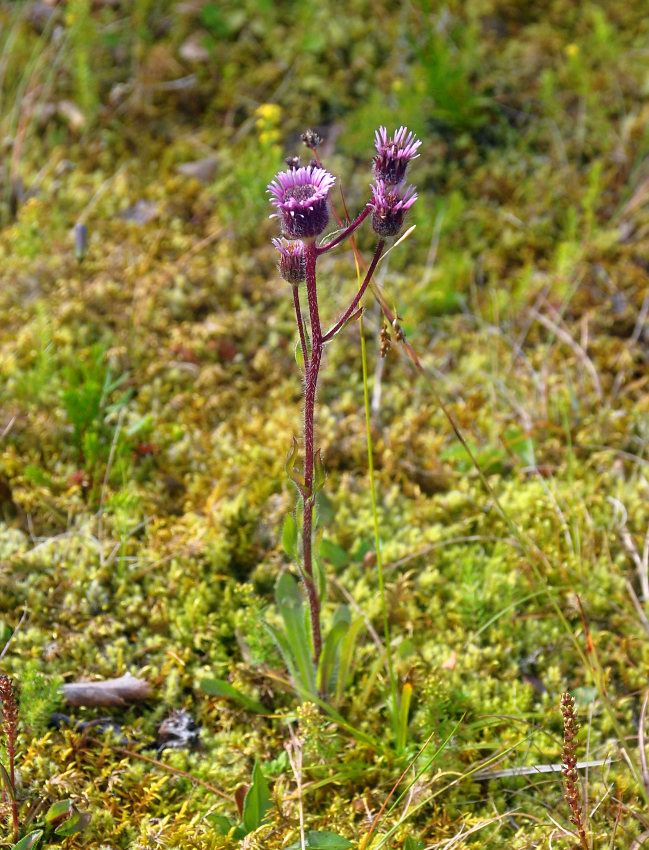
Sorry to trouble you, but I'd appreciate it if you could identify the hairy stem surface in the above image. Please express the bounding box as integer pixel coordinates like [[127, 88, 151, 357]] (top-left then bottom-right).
[[302, 240, 323, 664]]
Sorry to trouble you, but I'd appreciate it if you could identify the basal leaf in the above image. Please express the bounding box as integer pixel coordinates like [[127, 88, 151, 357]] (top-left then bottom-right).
[[242, 760, 271, 834], [54, 809, 91, 836], [275, 573, 316, 695], [44, 799, 73, 822], [0, 763, 15, 799], [286, 831, 353, 850], [11, 831, 43, 850], [200, 678, 266, 714]]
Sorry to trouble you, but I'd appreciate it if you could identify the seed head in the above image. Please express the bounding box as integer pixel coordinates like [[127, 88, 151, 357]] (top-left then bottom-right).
[[301, 129, 323, 150], [369, 180, 417, 237], [0, 673, 19, 785], [560, 692, 589, 847], [272, 237, 306, 285], [268, 165, 336, 239], [373, 126, 422, 186]]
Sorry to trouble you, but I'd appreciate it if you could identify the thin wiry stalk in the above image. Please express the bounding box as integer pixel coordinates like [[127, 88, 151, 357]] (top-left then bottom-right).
[[359, 310, 398, 744]]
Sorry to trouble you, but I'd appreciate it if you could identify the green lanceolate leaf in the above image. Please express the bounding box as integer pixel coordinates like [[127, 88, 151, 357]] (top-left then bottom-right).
[[54, 808, 91, 836], [313, 447, 326, 494], [208, 813, 233, 835], [294, 337, 305, 371], [282, 512, 298, 560], [286, 831, 353, 850], [263, 621, 300, 684], [242, 760, 271, 834], [44, 799, 73, 823], [335, 616, 365, 706], [0, 762, 15, 799], [285, 436, 305, 490], [313, 527, 326, 606], [313, 553, 327, 609], [11, 832, 43, 850], [317, 607, 350, 696], [275, 573, 317, 695], [319, 537, 349, 568], [200, 678, 266, 714], [397, 681, 413, 751]]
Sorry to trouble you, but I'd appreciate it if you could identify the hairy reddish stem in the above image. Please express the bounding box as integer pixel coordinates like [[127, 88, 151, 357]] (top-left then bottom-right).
[[302, 240, 323, 664], [297, 234, 385, 668], [316, 206, 371, 255], [292, 286, 309, 370]]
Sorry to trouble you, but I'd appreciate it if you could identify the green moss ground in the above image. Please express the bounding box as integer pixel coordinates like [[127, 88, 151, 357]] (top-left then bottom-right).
[[1, 1, 649, 847]]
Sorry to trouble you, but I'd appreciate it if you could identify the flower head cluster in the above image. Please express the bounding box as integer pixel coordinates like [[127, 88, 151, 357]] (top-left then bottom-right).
[[272, 237, 306, 285], [373, 126, 421, 186], [268, 165, 335, 240], [369, 126, 420, 237]]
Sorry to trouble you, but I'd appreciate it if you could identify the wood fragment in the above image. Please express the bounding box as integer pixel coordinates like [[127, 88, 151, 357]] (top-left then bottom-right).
[[61, 673, 151, 707]]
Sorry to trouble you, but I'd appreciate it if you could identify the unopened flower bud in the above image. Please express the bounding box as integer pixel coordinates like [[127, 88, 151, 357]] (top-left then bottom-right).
[[272, 237, 306, 285]]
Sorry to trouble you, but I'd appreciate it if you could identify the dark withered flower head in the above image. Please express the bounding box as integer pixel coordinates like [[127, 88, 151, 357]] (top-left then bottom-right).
[[369, 180, 417, 237], [272, 237, 306, 285], [373, 125, 422, 186], [268, 165, 336, 239], [301, 128, 323, 150], [285, 155, 301, 170]]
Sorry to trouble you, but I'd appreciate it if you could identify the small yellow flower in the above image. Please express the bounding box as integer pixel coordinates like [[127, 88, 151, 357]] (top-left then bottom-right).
[[565, 43, 579, 58], [254, 103, 281, 128]]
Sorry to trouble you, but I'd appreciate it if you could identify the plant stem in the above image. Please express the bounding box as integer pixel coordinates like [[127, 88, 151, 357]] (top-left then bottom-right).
[[359, 312, 398, 743], [302, 240, 323, 664], [0, 674, 19, 842], [323, 240, 385, 342], [292, 286, 310, 369], [298, 235, 385, 667], [316, 206, 371, 255]]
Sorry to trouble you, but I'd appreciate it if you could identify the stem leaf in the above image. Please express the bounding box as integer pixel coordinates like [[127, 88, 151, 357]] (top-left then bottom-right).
[[282, 512, 298, 560]]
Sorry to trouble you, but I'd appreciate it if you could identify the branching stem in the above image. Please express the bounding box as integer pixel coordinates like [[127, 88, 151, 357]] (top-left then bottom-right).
[[323, 240, 385, 342], [316, 206, 371, 255]]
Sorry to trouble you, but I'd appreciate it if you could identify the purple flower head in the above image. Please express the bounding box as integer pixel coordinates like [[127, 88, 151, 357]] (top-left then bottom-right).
[[268, 165, 336, 239], [272, 237, 306, 285], [373, 126, 422, 186], [369, 180, 417, 237]]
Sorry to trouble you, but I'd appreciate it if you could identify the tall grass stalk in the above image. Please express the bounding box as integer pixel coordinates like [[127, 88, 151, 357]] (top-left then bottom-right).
[[359, 310, 399, 746]]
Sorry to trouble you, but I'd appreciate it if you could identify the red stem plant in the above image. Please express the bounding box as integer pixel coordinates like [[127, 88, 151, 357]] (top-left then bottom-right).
[[267, 126, 421, 666], [561, 692, 590, 850], [0, 673, 20, 842]]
